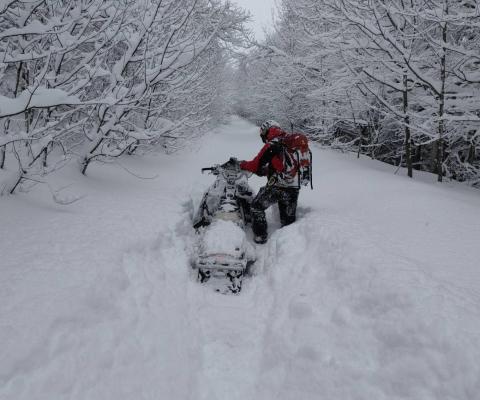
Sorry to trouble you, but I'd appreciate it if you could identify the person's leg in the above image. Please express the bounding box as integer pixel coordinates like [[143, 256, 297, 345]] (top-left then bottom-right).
[[278, 188, 299, 227], [250, 186, 278, 242]]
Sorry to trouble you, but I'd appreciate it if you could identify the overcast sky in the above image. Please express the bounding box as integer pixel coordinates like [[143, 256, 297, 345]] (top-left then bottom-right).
[[233, 0, 277, 40]]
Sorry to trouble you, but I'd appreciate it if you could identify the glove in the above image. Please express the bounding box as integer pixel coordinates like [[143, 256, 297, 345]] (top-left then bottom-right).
[[257, 165, 269, 177], [222, 157, 238, 169]]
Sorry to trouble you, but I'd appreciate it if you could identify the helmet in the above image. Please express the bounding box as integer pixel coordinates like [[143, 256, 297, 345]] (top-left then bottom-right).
[[260, 120, 280, 142]]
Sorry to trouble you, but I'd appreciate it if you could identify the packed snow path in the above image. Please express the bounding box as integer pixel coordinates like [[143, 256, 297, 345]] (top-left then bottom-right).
[[1, 118, 480, 399]]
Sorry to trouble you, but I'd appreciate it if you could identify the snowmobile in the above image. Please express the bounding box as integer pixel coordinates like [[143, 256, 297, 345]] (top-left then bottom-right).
[[192, 158, 255, 294]]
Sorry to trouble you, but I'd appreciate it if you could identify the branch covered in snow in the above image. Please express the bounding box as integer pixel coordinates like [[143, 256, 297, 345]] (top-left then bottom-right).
[[234, 0, 480, 186], [0, 0, 250, 193]]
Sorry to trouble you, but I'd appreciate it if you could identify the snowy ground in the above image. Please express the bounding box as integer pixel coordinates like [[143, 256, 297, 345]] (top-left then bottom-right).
[[1, 117, 480, 400]]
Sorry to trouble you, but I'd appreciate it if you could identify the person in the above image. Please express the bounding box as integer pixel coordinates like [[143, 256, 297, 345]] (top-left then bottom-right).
[[239, 120, 300, 244]]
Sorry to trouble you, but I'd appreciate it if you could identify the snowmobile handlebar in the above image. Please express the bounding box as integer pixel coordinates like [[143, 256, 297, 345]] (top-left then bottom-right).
[[201, 166, 223, 175], [201, 158, 241, 175]]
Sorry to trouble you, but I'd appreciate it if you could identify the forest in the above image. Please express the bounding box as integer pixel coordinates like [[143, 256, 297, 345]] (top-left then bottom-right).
[[1, 0, 479, 194], [0, 0, 247, 194], [235, 0, 480, 185]]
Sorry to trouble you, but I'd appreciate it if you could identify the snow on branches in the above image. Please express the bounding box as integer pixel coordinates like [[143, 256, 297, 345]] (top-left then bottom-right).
[[0, 0, 249, 193], [236, 0, 480, 186]]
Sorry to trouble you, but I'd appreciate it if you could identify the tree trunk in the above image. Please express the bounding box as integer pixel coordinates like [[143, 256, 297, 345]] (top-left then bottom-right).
[[413, 143, 422, 171], [357, 135, 362, 158], [81, 157, 91, 175], [467, 143, 475, 164], [0, 146, 5, 169], [368, 125, 375, 159], [10, 174, 23, 194], [82, 137, 105, 175], [403, 74, 412, 178], [437, 17, 447, 183], [42, 145, 48, 168]]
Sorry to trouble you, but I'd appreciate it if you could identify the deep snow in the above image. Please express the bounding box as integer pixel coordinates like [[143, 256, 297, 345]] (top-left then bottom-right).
[[1, 117, 479, 400]]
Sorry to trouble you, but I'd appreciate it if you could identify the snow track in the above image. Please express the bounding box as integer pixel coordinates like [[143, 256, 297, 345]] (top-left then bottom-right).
[[113, 210, 276, 400], [1, 117, 480, 399], [187, 278, 273, 400]]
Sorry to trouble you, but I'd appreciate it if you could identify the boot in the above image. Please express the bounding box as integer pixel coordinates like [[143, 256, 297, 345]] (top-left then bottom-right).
[[254, 234, 268, 244]]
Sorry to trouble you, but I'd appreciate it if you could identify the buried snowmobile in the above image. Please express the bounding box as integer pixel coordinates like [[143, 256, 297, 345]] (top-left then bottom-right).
[[192, 158, 255, 294]]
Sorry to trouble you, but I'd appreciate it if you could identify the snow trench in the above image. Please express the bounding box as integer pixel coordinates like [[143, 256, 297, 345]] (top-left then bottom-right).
[[2, 195, 479, 400], [1, 118, 479, 400]]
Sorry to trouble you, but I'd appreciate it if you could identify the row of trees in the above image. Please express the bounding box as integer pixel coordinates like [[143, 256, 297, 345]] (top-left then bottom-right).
[[235, 0, 480, 185], [0, 0, 247, 194]]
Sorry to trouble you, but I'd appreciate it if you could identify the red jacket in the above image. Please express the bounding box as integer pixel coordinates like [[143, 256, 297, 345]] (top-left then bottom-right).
[[240, 127, 286, 176]]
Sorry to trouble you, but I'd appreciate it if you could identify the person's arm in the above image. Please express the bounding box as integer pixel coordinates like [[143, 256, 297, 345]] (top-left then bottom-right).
[[240, 142, 284, 175], [240, 143, 270, 174]]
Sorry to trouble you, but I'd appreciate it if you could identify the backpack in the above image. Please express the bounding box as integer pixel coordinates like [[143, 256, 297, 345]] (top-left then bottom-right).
[[280, 133, 313, 189]]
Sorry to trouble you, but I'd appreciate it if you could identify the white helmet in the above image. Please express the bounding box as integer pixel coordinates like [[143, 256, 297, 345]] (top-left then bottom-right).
[[260, 120, 280, 133], [260, 120, 280, 141]]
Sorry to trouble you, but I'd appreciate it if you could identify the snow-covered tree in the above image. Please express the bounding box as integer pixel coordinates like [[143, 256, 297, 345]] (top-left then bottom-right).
[[235, 0, 480, 186], [0, 0, 248, 192]]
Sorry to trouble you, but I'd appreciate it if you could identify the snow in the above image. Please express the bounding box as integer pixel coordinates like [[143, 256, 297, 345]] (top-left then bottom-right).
[[1, 117, 480, 399], [0, 20, 66, 41], [0, 88, 80, 118], [201, 220, 246, 256]]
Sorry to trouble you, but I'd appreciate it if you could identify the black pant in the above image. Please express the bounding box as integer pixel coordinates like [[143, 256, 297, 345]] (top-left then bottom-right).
[[250, 186, 299, 239]]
